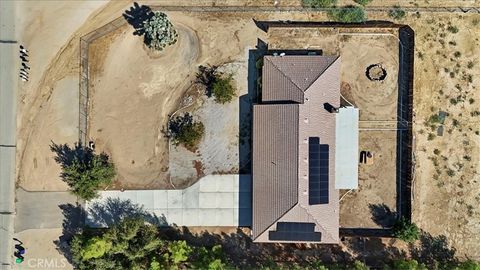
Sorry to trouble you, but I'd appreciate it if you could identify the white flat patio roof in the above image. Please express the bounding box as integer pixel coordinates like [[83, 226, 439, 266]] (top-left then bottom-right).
[[85, 175, 252, 228], [335, 106, 359, 189]]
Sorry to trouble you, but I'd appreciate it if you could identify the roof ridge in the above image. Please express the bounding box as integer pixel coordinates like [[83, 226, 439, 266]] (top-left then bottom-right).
[[297, 204, 337, 242], [266, 57, 305, 97], [304, 56, 340, 94], [252, 202, 299, 241]]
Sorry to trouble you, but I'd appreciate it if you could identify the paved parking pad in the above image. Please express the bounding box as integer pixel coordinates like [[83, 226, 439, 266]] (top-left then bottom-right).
[[86, 175, 252, 227]]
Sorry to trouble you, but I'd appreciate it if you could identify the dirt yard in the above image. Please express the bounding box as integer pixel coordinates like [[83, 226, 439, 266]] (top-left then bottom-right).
[[268, 27, 401, 228], [87, 12, 264, 189]]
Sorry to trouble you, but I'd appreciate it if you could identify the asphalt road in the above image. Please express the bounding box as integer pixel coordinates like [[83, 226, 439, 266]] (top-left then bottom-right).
[[0, 1, 17, 269]]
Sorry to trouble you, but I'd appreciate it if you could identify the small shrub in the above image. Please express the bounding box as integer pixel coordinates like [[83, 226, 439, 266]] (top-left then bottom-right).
[[447, 25, 459, 33], [167, 113, 205, 150], [449, 41, 457, 46], [143, 11, 178, 51], [427, 133, 435, 141], [433, 149, 440, 155], [328, 6, 367, 23], [469, 98, 475, 104], [454, 51, 462, 58], [467, 61, 475, 69], [447, 168, 456, 177], [354, 0, 372, 6], [463, 155, 471, 161], [392, 217, 420, 243], [389, 259, 427, 270], [302, 0, 337, 7], [212, 75, 236, 104], [388, 6, 406, 20]]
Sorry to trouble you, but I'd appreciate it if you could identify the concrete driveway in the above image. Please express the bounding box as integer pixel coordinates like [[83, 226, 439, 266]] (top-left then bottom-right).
[[14, 189, 81, 232]]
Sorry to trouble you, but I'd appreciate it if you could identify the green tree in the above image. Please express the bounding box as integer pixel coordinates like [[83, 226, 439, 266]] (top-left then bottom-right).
[[302, 0, 337, 8], [164, 240, 192, 268], [392, 217, 420, 243], [328, 6, 367, 23], [212, 75, 236, 104], [388, 6, 406, 20], [454, 260, 480, 270], [70, 217, 162, 270], [387, 259, 428, 270], [52, 143, 115, 200], [192, 245, 227, 270], [81, 237, 112, 260], [353, 260, 370, 270], [143, 11, 178, 51], [167, 113, 205, 150]]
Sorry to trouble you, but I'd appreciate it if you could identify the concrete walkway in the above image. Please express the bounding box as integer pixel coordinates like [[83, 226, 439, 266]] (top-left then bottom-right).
[[14, 189, 81, 232], [86, 175, 252, 228]]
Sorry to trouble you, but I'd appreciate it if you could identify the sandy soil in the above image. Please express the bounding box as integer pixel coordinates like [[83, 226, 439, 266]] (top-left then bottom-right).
[[340, 131, 398, 228], [339, 34, 399, 121], [13, 229, 73, 270], [16, 0, 131, 191], [88, 12, 264, 189]]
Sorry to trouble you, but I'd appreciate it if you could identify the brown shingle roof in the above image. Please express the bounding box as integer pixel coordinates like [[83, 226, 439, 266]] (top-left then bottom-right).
[[262, 55, 338, 103], [252, 55, 341, 243], [252, 104, 299, 239]]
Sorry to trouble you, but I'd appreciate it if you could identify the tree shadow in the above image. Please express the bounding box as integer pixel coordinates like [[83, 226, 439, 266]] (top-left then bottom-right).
[[196, 65, 218, 97], [50, 141, 93, 169], [410, 232, 457, 268], [54, 203, 85, 264], [123, 2, 153, 36], [85, 197, 166, 228], [369, 203, 398, 228]]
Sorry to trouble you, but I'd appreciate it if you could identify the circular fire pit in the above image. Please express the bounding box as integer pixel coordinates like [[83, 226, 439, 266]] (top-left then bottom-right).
[[366, 63, 387, 81]]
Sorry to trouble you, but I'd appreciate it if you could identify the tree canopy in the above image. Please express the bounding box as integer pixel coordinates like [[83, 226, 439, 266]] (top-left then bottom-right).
[[51, 142, 115, 200], [212, 75, 236, 104], [167, 113, 205, 150], [392, 217, 420, 243], [70, 217, 229, 270]]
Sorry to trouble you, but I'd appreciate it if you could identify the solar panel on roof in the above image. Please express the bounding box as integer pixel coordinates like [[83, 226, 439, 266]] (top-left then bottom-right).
[[268, 222, 322, 241], [309, 137, 329, 205]]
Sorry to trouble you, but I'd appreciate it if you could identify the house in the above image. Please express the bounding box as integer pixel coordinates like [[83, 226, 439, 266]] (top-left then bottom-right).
[[252, 55, 359, 243]]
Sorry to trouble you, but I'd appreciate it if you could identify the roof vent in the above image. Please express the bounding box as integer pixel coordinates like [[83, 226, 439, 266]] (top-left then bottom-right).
[[304, 117, 309, 123]]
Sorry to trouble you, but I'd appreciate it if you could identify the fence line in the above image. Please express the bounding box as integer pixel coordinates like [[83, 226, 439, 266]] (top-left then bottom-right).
[[78, 17, 127, 144], [79, 5, 477, 143]]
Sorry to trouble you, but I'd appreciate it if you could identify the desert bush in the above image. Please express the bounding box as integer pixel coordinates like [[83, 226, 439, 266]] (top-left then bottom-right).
[[212, 75, 236, 104], [354, 0, 372, 6], [143, 11, 178, 51], [302, 0, 337, 8], [328, 6, 366, 23], [392, 217, 420, 243], [388, 6, 406, 20], [447, 25, 459, 33], [168, 113, 205, 149]]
